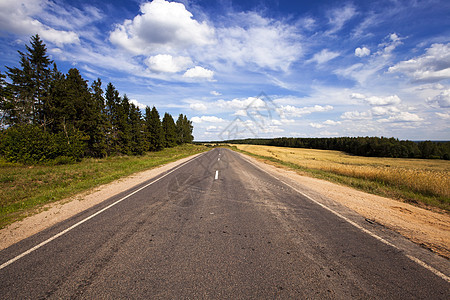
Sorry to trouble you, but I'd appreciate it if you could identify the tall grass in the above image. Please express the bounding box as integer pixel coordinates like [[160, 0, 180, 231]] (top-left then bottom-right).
[[232, 144, 450, 211], [0, 144, 208, 228]]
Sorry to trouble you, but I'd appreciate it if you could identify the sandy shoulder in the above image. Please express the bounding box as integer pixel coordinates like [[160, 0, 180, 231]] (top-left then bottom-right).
[[243, 153, 450, 259], [0, 153, 202, 250]]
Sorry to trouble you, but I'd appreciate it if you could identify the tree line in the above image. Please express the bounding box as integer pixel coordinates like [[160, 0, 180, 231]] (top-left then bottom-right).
[[222, 137, 450, 160], [0, 35, 193, 164]]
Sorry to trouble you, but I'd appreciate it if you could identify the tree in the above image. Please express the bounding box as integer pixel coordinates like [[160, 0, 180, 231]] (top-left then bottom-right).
[[145, 106, 164, 151], [175, 113, 194, 144], [162, 112, 177, 148], [0, 72, 13, 127], [6, 34, 52, 125], [129, 102, 145, 155]]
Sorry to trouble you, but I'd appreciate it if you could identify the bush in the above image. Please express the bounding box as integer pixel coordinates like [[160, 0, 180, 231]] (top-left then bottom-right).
[[0, 124, 86, 164]]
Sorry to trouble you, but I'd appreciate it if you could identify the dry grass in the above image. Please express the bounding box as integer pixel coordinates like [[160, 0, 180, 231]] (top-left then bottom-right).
[[232, 144, 450, 211]]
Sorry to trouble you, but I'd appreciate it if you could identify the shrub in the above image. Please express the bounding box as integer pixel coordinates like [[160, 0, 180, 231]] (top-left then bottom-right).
[[0, 124, 86, 164]]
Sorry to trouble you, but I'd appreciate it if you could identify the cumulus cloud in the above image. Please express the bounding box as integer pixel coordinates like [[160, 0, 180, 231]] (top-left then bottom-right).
[[210, 12, 302, 71], [378, 112, 423, 123], [130, 99, 147, 109], [110, 0, 214, 55], [323, 120, 341, 126], [191, 116, 225, 123], [217, 97, 269, 111], [341, 111, 372, 120], [309, 122, 325, 129], [183, 66, 214, 80], [0, 0, 80, 46], [355, 47, 370, 57], [308, 49, 340, 64], [277, 105, 333, 118], [145, 54, 192, 73], [210, 91, 221, 96], [190, 103, 208, 112], [436, 112, 450, 120], [426, 89, 450, 108], [351, 93, 402, 106], [388, 43, 450, 83]]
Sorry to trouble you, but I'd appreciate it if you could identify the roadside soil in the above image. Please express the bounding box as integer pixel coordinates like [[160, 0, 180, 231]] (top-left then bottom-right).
[[0, 153, 202, 250], [1, 150, 448, 259], [242, 153, 450, 259]]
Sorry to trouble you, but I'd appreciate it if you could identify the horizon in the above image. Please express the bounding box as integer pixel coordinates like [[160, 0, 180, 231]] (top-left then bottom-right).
[[1, 0, 449, 141]]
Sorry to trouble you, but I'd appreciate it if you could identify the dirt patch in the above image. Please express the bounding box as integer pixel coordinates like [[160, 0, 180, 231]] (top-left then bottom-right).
[[0, 153, 202, 250], [242, 154, 450, 259]]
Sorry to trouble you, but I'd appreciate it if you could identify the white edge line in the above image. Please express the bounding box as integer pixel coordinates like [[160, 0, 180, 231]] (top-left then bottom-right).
[[239, 153, 450, 283], [0, 152, 206, 270]]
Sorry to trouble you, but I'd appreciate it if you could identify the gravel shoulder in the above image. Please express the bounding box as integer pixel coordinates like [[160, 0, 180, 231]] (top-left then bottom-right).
[[1, 150, 448, 259]]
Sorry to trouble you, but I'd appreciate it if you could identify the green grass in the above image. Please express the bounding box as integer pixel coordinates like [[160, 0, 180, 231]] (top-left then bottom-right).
[[0, 144, 208, 229], [226, 145, 449, 212]]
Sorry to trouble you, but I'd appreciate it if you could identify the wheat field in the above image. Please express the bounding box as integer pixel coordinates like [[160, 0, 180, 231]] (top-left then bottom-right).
[[232, 144, 450, 209]]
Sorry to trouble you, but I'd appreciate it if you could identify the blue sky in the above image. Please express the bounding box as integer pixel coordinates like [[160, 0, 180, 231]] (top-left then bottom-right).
[[1, 0, 449, 141]]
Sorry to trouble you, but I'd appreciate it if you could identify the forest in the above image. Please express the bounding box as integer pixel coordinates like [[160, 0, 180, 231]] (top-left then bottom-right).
[[222, 137, 450, 160], [0, 35, 194, 164]]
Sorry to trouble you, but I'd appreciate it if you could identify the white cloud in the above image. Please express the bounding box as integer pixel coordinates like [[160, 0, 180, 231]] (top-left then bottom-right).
[[378, 112, 423, 123], [217, 97, 268, 111], [308, 49, 340, 64], [326, 4, 357, 35], [426, 89, 450, 108], [341, 111, 372, 120], [277, 105, 333, 118], [210, 91, 221, 96], [190, 103, 208, 112], [191, 116, 225, 123], [145, 54, 192, 73], [388, 43, 450, 83], [365, 95, 402, 106], [355, 47, 370, 57], [323, 120, 341, 126], [209, 12, 302, 71], [0, 0, 80, 46], [110, 0, 214, 55], [130, 99, 147, 109], [371, 106, 400, 116], [436, 112, 450, 120], [183, 66, 214, 80], [309, 122, 325, 129]]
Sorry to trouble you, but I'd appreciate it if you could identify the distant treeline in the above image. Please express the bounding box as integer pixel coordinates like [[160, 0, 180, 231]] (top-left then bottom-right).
[[222, 137, 450, 160], [0, 35, 193, 164]]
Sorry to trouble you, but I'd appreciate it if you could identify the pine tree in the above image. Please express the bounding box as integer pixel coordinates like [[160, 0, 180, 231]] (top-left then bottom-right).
[[6, 34, 52, 125], [145, 106, 164, 151], [175, 114, 194, 144], [88, 78, 108, 157], [104, 83, 121, 154], [162, 112, 177, 148], [129, 102, 145, 155], [0, 72, 13, 127]]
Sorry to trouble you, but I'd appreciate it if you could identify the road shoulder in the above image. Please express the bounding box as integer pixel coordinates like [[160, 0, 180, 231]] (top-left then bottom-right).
[[0, 153, 203, 250], [239, 151, 450, 259]]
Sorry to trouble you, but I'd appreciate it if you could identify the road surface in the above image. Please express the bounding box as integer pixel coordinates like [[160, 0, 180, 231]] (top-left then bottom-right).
[[0, 148, 449, 299]]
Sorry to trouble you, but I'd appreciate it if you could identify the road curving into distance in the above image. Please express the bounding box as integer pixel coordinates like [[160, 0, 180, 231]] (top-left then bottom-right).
[[0, 148, 449, 299]]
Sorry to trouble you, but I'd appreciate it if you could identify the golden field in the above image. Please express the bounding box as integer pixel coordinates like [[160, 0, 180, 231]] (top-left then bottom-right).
[[232, 144, 450, 211]]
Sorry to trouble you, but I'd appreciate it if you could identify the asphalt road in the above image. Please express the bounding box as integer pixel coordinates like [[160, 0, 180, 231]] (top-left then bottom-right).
[[0, 148, 449, 299]]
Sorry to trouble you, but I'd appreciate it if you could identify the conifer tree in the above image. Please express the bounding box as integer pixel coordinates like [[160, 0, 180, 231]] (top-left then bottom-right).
[[6, 34, 52, 125], [175, 114, 194, 144], [145, 106, 164, 151], [129, 102, 145, 155], [0, 72, 13, 127], [162, 112, 177, 148]]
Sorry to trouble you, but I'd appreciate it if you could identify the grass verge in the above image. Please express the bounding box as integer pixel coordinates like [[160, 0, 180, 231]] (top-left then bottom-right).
[[227, 144, 449, 212], [0, 144, 208, 229]]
